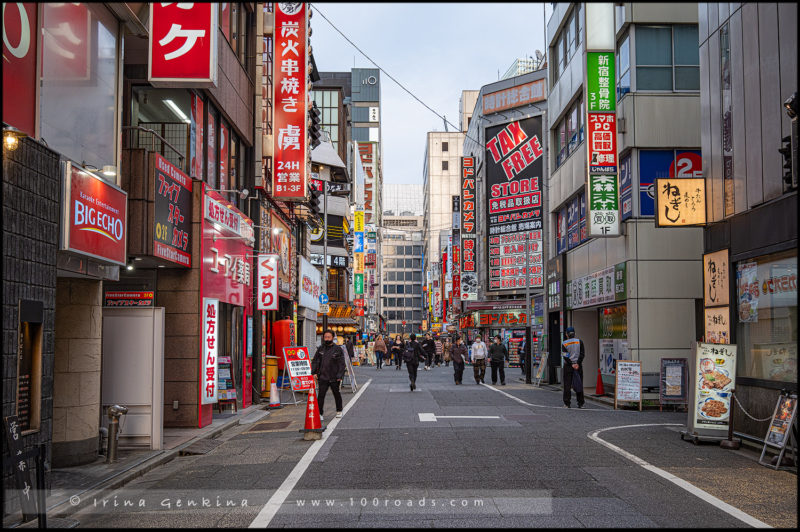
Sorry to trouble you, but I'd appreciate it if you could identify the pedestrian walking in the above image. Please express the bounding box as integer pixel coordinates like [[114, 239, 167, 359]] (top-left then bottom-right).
[[374, 334, 387, 370], [421, 333, 436, 370], [519, 338, 526, 374], [403, 333, 426, 391], [391, 335, 404, 370], [443, 338, 452, 367], [345, 338, 355, 363], [451, 336, 468, 385], [434, 336, 443, 367], [471, 335, 488, 384], [489, 335, 508, 385], [311, 329, 346, 421], [561, 326, 585, 408]]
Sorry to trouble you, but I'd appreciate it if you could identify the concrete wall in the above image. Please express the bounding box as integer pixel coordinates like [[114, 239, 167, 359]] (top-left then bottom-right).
[[53, 278, 103, 467]]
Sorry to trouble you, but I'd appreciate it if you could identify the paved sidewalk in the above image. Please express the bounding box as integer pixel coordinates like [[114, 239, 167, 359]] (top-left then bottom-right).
[[3, 402, 269, 528]]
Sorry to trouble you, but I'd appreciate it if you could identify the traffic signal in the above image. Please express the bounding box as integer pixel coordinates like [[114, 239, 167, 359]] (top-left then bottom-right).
[[309, 102, 322, 149], [308, 183, 323, 217], [779, 135, 792, 186]]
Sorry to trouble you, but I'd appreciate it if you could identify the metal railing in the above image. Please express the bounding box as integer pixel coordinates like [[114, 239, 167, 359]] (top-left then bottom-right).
[[122, 125, 186, 171]]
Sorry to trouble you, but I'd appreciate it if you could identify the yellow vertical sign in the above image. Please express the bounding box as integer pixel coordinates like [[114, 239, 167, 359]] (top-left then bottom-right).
[[354, 211, 365, 233]]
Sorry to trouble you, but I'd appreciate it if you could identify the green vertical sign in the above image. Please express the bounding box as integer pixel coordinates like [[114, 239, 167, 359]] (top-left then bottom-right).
[[588, 174, 620, 236], [587, 52, 615, 112], [354, 273, 364, 295], [614, 262, 627, 301]]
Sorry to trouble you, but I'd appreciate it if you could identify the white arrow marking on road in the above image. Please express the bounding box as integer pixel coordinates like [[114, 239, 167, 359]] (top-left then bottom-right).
[[418, 413, 501, 422]]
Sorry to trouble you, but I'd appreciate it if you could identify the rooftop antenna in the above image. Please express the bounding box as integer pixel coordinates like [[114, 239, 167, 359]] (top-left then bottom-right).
[[443, 115, 448, 132]]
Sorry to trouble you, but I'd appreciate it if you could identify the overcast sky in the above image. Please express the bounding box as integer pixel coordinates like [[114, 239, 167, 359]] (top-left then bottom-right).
[[309, 3, 553, 185]]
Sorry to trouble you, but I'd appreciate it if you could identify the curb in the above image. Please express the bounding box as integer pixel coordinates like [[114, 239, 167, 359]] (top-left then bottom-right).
[[44, 406, 266, 521]]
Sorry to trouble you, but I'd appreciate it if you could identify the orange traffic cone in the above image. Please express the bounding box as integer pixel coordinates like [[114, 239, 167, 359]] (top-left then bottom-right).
[[299, 384, 325, 440], [268, 378, 282, 409], [594, 368, 605, 396]]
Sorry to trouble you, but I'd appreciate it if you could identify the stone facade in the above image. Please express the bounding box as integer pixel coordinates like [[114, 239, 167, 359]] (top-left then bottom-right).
[[2, 137, 60, 515]]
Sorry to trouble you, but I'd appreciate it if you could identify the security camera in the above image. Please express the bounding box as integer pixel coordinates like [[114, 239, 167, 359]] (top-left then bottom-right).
[[784, 93, 798, 119], [240, 188, 249, 199]]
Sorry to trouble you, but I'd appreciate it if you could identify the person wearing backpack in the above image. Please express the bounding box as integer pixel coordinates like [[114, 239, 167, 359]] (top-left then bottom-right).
[[421, 333, 436, 370], [403, 333, 426, 391]]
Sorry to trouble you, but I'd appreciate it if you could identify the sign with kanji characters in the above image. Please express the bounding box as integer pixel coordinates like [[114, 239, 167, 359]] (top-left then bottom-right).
[[354, 273, 364, 295], [703, 249, 729, 307], [482, 78, 547, 115], [587, 52, 615, 112], [201, 298, 219, 404], [485, 117, 544, 292], [461, 157, 478, 301], [258, 255, 279, 311], [691, 342, 737, 432], [704, 306, 730, 344], [354, 211, 365, 233], [149, 2, 218, 87], [153, 154, 192, 267], [587, 175, 620, 236], [655, 178, 706, 227], [283, 346, 314, 391], [587, 113, 618, 173], [354, 232, 364, 253], [272, 2, 308, 201]]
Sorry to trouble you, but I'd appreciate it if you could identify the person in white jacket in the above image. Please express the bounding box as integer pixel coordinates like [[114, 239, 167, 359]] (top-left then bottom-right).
[[471, 336, 488, 384]]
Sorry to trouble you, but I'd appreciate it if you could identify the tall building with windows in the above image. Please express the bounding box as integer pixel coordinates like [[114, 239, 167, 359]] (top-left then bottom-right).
[[501, 57, 538, 80], [381, 216, 425, 336], [545, 2, 704, 390], [383, 184, 424, 216], [698, 3, 797, 439]]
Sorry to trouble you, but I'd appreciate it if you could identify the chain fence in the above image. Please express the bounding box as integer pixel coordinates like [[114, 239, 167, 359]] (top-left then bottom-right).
[[732, 392, 774, 422]]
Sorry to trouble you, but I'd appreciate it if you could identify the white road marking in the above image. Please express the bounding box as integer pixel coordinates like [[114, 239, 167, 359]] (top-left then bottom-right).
[[480, 382, 608, 410], [588, 423, 772, 529], [417, 413, 501, 422], [248, 379, 372, 528]]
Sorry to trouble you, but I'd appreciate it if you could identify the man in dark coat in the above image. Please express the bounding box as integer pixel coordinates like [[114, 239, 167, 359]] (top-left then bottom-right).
[[451, 335, 468, 385], [561, 326, 585, 408], [311, 329, 347, 420], [488, 335, 509, 386], [404, 334, 427, 391], [421, 333, 436, 370]]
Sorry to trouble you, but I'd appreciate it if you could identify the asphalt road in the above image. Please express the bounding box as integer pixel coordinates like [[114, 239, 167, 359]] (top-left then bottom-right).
[[66, 362, 797, 528]]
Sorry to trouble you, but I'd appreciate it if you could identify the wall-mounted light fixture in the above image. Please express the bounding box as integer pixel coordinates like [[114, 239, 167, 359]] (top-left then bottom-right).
[[3, 125, 27, 151]]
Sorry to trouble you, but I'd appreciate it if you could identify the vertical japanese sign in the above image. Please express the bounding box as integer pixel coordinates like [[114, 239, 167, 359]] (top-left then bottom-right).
[[460, 157, 478, 301], [2, 2, 38, 136], [201, 298, 219, 405], [258, 255, 279, 311], [692, 343, 737, 431], [585, 47, 620, 237], [655, 178, 706, 226], [149, 2, 218, 87], [153, 154, 192, 267], [354, 209, 364, 295], [587, 175, 620, 237], [273, 3, 308, 201], [485, 117, 544, 293], [703, 249, 730, 344]]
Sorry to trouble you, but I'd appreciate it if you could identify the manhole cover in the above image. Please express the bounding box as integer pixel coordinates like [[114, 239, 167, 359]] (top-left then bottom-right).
[[179, 439, 223, 455], [248, 421, 292, 432]]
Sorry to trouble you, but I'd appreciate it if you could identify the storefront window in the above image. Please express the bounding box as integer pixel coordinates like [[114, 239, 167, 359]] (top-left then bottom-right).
[[40, 3, 120, 173], [598, 304, 628, 376], [736, 251, 797, 384]]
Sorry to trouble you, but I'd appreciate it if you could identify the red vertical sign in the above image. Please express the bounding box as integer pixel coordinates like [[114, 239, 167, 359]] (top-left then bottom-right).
[[149, 2, 218, 87], [272, 3, 308, 201], [2, 2, 38, 135]]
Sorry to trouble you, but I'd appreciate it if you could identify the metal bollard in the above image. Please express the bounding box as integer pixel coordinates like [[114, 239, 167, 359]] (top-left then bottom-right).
[[106, 405, 128, 463]]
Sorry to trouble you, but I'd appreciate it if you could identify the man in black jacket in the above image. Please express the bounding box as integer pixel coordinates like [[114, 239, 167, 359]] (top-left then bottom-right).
[[451, 335, 468, 385], [311, 329, 347, 420], [421, 333, 436, 371], [404, 334, 427, 391], [488, 335, 509, 385]]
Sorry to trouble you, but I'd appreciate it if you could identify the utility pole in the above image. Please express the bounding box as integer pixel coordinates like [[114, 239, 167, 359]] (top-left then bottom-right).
[[322, 182, 328, 332]]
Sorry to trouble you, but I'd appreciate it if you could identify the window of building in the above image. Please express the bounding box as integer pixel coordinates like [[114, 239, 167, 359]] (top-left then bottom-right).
[[636, 25, 699, 91], [617, 32, 631, 100], [554, 96, 584, 170], [442, 142, 449, 152], [566, 9, 575, 59], [442, 160, 449, 171], [397, 285, 405, 294], [735, 252, 797, 385], [575, 4, 582, 47]]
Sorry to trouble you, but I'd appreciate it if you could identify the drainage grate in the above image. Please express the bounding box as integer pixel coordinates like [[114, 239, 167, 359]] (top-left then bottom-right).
[[248, 421, 292, 432]]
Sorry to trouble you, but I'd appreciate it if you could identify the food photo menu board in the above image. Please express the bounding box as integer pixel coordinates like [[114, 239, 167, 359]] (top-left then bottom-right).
[[692, 343, 737, 431]]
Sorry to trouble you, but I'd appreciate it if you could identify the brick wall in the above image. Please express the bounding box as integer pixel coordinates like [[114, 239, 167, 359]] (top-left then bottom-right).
[[2, 138, 60, 516]]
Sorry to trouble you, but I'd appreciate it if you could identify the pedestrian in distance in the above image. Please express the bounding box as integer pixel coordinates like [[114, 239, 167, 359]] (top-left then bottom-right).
[[421, 333, 436, 370], [519, 338, 527, 374], [443, 338, 452, 367], [451, 335, 468, 385], [311, 329, 346, 421], [561, 326, 585, 408], [403, 333, 427, 391], [434, 336, 443, 367], [471, 335, 488, 384], [489, 335, 509, 385], [374, 334, 387, 370], [391, 335, 404, 370]]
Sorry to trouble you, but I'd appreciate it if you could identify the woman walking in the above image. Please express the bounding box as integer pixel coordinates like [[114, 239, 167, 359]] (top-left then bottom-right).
[[374, 334, 387, 370], [443, 338, 452, 367], [391, 335, 404, 370]]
